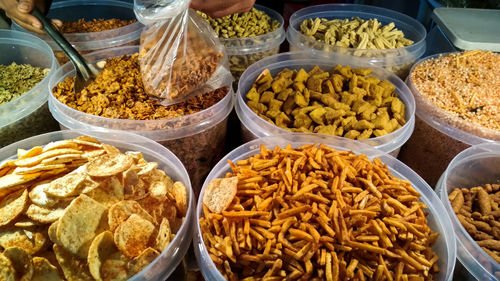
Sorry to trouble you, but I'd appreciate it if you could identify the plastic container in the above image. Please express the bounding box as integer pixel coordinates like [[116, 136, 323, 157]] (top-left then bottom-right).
[[193, 133, 457, 281], [235, 51, 415, 157], [48, 46, 234, 193], [0, 30, 59, 148], [286, 4, 427, 79], [218, 5, 285, 87], [12, 0, 143, 64], [437, 142, 500, 281], [397, 53, 499, 187], [0, 129, 194, 281]]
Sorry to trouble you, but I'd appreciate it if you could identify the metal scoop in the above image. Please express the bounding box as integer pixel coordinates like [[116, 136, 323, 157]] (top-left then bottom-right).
[[33, 8, 100, 94]]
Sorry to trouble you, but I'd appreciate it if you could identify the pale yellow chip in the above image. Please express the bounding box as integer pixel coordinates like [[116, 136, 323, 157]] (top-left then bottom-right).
[[76, 136, 100, 144], [154, 218, 172, 252], [0, 252, 15, 281], [32, 257, 63, 281], [53, 244, 94, 281], [18, 146, 43, 159], [13, 164, 66, 175], [136, 162, 159, 176], [26, 203, 68, 224], [0, 227, 47, 255], [0, 189, 28, 226], [108, 200, 154, 232], [0, 173, 40, 197], [42, 140, 79, 152], [45, 173, 86, 198], [127, 247, 159, 276], [86, 154, 134, 177], [122, 167, 139, 195], [85, 176, 124, 208], [14, 149, 83, 167], [14, 217, 40, 228], [82, 149, 107, 160], [203, 176, 238, 214], [73, 139, 103, 148], [114, 214, 155, 258], [3, 247, 34, 281], [100, 251, 130, 281], [29, 182, 60, 207], [57, 194, 107, 258], [41, 154, 84, 165], [88, 231, 117, 281], [102, 144, 121, 155], [125, 151, 144, 163], [47, 221, 59, 245], [172, 181, 188, 216], [149, 181, 168, 200]]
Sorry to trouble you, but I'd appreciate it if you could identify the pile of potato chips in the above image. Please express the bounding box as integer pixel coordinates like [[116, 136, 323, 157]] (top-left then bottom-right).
[[0, 136, 187, 281]]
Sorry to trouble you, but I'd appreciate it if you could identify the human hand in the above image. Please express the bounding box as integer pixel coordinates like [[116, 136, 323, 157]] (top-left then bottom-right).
[[0, 0, 61, 33], [190, 0, 256, 18]]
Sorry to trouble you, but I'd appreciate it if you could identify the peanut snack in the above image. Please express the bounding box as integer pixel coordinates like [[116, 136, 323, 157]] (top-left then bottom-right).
[[201, 144, 440, 280]]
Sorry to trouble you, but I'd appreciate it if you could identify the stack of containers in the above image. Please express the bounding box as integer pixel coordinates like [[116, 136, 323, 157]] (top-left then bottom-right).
[[0, 130, 194, 280], [194, 134, 457, 281], [12, 0, 142, 64], [438, 142, 500, 281], [286, 4, 427, 79], [48, 46, 234, 192], [0, 30, 58, 147], [235, 52, 416, 157]]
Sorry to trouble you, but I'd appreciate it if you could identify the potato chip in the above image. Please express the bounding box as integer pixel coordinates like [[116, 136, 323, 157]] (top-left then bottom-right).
[[86, 154, 133, 177], [26, 203, 68, 224], [42, 140, 79, 152], [102, 144, 121, 155], [100, 252, 130, 281], [53, 244, 94, 281], [57, 194, 107, 258], [88, 231, 116, 281], [29, 182, 60, 207], [114, 214, 155, 258], [0, 173, 39, 197], [149, 181, 168, 200], [136, 162, 159, 176], [85, 176, 124, 208], [172, 181, 188, 216], [45, 173, 87, 198], [38, 168, 68, 181], [73, 139, 103, 148], [125, 151, 144, 163], [0, 159, 15, 170], [108, 200, 154, 232], [0, 227, 47, 255], [82, 149, 107, 160], [14, 149, 83, 167], [76, 136, 100, 144], [41, 154, 84, 165], [122, 168, 139, 195], [18, 147, 43, 159], [14, 164, 66, 175], [127, 247, 159, 276], [203, 176, 238, 214], [14, 217, 39, 228], [3, 247, 34, 281], [0, 252, 15, 281], [0, 189, 28, 226], [32, 257, 63, 281], [154, 218, 171, 252], [47, 221, 59, 245]]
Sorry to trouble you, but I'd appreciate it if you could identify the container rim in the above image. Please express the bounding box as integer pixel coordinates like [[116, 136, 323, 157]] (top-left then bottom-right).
[[48, 45, 234, 140], [194, 133, 457, 281], [406, 52, 499, 145], [438, 142, 500, 280], [218, 4, 285, 55], [0, 30, 56, 128], [287, 3, 427, 64], [0, 129, 195, 281], [235, 51, 416, 154]]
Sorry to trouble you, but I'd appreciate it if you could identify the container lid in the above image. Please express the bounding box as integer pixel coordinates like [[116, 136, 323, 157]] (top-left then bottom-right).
[[432, 8, 500, 51]]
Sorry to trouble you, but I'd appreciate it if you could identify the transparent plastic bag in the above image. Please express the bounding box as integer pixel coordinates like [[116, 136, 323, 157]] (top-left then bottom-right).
[[134, 0, 233, 105]]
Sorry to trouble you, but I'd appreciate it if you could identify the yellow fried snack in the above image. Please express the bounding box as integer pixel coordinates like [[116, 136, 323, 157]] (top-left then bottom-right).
[[201, 144, 439, 280]]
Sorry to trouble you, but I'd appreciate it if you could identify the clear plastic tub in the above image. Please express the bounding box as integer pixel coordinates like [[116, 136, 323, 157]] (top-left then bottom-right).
[[397, 53, 499, 187], [0, 129, 194, 281], [286, 4, 427, 79], [235, 51, 416, 157], [218, 5, 285, 87], [47, 46, 234, 193], [12, 0, 143, 64], [437, 142, 500, 281], [0, 30, 59, 148], [193, 133, 456, 281]]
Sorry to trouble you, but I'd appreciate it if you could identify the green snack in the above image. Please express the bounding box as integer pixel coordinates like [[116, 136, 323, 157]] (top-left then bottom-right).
[[0, 62, 49, 105], [245, 65, 407, 140]]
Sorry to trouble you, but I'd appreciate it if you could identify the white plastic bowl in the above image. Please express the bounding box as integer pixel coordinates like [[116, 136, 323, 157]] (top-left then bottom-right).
[[47, 46, 234, 192], [194, 133, 456, 281], [0, 30, 59, 147], [0, 129, 194, 281], [286, 4, 426, 79], [437, 142, 500, 281], [235, 51, 415, 157]]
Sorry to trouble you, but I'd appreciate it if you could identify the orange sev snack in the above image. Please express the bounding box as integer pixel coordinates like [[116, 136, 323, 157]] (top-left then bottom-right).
[[200, 144, 440, 280]]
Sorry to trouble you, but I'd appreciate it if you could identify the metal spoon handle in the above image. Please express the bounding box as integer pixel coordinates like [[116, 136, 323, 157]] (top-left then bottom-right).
[[32, 8, 94, 80]]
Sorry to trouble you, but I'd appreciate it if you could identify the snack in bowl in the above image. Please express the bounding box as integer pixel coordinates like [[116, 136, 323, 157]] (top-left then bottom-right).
[[200, 144, 440, 280], [0, 136, 187, 280]]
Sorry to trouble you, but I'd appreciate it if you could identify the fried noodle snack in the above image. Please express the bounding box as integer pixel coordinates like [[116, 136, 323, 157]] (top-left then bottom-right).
[[201, 144, 439, 280]]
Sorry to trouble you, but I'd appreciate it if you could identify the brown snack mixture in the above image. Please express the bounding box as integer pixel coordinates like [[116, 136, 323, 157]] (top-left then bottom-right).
[[411, 50, 500, 132], [60, 18, 137, 33], [0, 136, 187, 280], [449, 184, 500, 264], [245, 65, 406, 139], [52, 53, 228, 120], [200, 144, 440, 280]]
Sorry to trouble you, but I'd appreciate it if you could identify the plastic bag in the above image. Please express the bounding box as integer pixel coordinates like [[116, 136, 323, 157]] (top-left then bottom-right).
[[134, 0, 233, 105]]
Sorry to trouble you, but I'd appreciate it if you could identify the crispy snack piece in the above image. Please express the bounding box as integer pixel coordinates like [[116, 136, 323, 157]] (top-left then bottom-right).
[[203, 176, 238, 214], [200, 144, 440, 280]]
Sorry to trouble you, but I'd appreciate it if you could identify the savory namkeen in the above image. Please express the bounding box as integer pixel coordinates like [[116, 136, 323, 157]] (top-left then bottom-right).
[[201, 144, 440, 280]]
